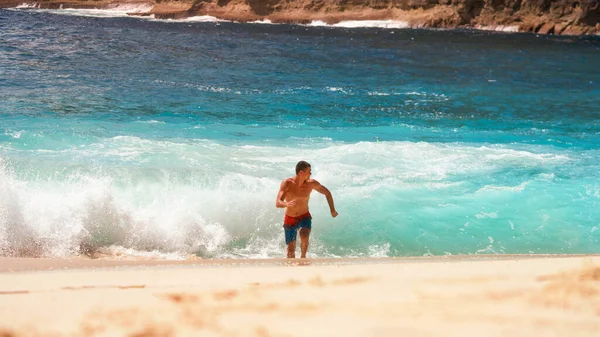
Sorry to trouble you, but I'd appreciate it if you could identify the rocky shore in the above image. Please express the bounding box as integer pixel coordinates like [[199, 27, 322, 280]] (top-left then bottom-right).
[[1, 0, 599, 36]]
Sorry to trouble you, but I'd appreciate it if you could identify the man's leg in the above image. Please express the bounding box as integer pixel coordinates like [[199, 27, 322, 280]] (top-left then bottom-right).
[[299, 228, 310, 258], [287, 240, 296, 258], [285, 227, 297, 258]]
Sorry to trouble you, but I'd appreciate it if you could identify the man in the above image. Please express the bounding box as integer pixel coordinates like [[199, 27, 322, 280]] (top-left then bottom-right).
[[275, 161, 338, 258]]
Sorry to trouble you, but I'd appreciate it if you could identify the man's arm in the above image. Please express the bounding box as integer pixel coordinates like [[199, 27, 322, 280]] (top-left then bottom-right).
[[312, 180, 338, 217], [276, 180, 296, 208]]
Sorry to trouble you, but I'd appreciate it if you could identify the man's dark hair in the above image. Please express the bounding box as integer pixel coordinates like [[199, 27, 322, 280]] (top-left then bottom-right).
[[295, 161, 311, 174]]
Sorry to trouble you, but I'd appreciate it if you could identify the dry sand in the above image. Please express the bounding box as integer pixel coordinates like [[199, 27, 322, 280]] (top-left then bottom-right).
[[1, 255, 599, 336]]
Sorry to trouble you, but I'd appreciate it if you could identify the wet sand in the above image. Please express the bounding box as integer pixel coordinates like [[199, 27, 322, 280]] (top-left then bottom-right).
[[1, 255, 599, 336]]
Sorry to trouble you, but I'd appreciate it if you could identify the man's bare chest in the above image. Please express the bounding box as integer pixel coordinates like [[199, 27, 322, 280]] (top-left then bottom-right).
[[286, 186, 312, 199]]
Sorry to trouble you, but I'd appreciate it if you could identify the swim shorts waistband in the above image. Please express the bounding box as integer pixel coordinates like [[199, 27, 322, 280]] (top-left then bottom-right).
[[283, 212, 312, 226]]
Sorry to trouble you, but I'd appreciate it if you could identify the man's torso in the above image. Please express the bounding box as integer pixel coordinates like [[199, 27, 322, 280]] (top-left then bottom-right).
[[283, 178, 314, 216]]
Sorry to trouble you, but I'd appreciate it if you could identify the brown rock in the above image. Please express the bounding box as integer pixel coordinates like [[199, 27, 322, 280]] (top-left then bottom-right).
[[0, 0, 597, 36], [514, 15, 543, 32], [0, 0, 24, 7], [561, 25, 587, 35], [150, 1, 194, 19], [537, 22, 555, 34], [578, 0, 600, 26], [555, 21, 573, 34]]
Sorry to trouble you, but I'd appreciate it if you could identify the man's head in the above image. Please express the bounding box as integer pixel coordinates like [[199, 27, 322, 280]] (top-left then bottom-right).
[[295, 160, 311, 178]]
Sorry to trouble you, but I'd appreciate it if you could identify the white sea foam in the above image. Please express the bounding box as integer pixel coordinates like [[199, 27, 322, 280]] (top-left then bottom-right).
[[180, 15, 223, 23], [16, 3, 39, 8], [475, 212, 498, 219], [367, 243, 391, 257], [250, 19, 274, 24], [135, 120, 166, 124], [326, 87, 351, 94], [476, 236, 502, 254], [308, 20, 328, 27], [147, 14, 223, 23], [12, 4, 153, 18], [92, 245, 190, 260], [536, 173, 555, 181], [476, 182, 528, 193], [476, 25, 520, 33], [5, 130, 23, 139], [585, 185, 600, 198], [309, 20, 409, 29]]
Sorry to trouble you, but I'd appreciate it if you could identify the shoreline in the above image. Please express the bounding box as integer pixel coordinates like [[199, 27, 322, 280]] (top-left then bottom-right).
[[2, 253, 599, 273], [1, 254, 599, 336], [1, 0, 599, 36]]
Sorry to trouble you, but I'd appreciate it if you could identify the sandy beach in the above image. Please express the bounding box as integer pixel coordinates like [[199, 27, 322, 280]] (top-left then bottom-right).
[[1, 255, 599, 336]]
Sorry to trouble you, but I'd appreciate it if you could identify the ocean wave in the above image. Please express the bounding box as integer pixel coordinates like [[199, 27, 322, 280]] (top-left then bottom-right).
[[1, 139, 596, 258]]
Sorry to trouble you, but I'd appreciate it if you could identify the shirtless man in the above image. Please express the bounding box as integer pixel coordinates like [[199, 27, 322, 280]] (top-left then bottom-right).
[[276, 161, 338, 258]]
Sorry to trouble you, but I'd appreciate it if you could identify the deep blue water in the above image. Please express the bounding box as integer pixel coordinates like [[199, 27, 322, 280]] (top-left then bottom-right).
[[1, 8, 599, 259]]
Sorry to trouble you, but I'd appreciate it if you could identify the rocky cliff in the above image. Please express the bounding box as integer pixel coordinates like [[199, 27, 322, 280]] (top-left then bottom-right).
[[1, 0, 599, 35]]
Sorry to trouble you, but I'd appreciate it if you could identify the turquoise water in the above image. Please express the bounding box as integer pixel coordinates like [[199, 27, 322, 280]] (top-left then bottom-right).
[[1, 8, 599, 258]]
